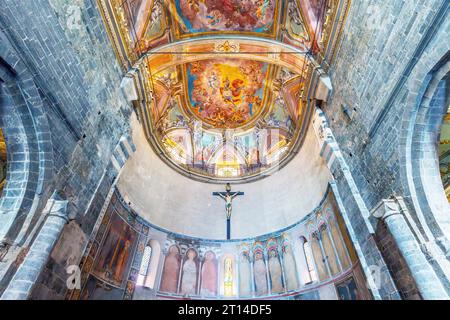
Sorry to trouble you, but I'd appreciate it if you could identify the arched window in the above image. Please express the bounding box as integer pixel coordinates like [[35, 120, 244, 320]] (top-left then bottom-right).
[[302, 237, 318, 283], [137, 240, 161, 289], [137, 245, 152, 286]]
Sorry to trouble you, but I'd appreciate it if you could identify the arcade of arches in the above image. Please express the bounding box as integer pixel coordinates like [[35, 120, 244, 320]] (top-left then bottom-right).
[[0, 0, 449, 301]]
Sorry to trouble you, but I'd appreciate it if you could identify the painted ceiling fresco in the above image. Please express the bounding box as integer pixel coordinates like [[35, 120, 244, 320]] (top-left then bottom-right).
[[106, 0, 337, 63], [99, 0, 346, 181], [151, 62, 302, 179], [186, 59, 269, 129], [172, 0, 278, 35]]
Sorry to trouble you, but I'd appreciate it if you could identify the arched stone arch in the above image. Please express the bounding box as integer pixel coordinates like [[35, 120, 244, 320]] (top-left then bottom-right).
[[0, 29, 53, 246], [400, 50, 450, 254]]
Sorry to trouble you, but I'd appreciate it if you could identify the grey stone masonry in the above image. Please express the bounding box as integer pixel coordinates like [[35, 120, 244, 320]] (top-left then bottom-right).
[[371, 198, 449, 300], [312, 107, 401, 299], [0, 192, 68, 300]]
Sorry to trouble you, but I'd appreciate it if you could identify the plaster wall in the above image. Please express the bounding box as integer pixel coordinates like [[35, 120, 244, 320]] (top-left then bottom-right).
[[118, 114, 332, 239]]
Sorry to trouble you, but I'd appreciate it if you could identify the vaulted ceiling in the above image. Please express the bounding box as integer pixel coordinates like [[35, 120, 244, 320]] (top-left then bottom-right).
[[98, 0, 348, 182]]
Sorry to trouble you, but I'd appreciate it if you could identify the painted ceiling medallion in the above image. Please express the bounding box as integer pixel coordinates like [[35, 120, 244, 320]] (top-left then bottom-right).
[[98, 0, 345, 182], [214, 40, 240, 53]]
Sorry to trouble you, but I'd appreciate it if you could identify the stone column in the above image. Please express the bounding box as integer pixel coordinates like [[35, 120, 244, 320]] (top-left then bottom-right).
[[371, 198, 449, 300], [1, 192, 68, 300]]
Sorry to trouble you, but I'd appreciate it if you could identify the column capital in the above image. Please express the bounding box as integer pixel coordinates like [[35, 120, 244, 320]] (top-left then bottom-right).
[[371, 197, 402, 221], [312, 108, 333, 147], [312, 108, 338, 168], [43, 191, 69, 223]]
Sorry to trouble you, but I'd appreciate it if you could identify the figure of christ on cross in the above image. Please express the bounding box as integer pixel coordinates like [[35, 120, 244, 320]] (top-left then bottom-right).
[[212, 183, 244, 240]]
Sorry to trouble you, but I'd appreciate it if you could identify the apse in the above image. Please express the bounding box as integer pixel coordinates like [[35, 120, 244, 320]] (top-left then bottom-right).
[[79, 0, 364, 300], [2, 0, 449, 303], [97, 0, 344, 238]]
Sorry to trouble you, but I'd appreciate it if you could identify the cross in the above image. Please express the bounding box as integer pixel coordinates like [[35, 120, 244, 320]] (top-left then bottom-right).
[[212, 183, 244, 240]]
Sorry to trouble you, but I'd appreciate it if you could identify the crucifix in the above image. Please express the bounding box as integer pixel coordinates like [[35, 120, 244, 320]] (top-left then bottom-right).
[[213, 183, 244, 240]]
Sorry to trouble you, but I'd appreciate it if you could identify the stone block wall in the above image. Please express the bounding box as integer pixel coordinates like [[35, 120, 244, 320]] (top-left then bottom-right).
[[325, 0, 449, 210], [323, 0, 450, 296], [374, 220, 421, 300], [0, 0, 133, 297]]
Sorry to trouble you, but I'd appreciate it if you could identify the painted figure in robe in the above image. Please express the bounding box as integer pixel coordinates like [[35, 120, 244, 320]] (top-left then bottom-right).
[[283, 242, 300, 291], [253, 251, 268, 296], [238, 251, 252, 296], [268, 248, 284, 293], [200, 251, 218, 296], [180, 249, 198, 295], [159, 245, 181, 293]]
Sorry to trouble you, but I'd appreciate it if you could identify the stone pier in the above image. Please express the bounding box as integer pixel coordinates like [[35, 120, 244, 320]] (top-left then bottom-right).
[[371, 198, 449, 300], [1, 193, 69, 300]]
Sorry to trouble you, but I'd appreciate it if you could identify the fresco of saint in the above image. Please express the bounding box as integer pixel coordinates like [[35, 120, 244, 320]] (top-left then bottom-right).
[[282, 242, 300, 291], [223, 256, 234, 296], [200, 251, 218, 296], [159, 245, 181, 293], [92, 213, 137, 287], [268, 248, 284, 293], [238, 251, 252, 297], [253, 250, 268, 296], [180, 248, 198, 295]]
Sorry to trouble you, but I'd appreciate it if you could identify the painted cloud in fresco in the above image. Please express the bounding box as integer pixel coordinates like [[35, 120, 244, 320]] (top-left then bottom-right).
[[175, 0, 276, 33]]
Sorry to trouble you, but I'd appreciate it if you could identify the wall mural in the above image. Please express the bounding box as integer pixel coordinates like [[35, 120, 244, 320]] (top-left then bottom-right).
[[91, 212, 137, 287], [180, 248, 199, 295], [201, 251, 218, 296], [282, 238, 300, 291], [0, 129, 6, 196], [267, 238, 284, 294], [238, 248, 252, 297], [67, 185, 371, 300], [159, 245, 181, 293], [439, 109, 450, 202]]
